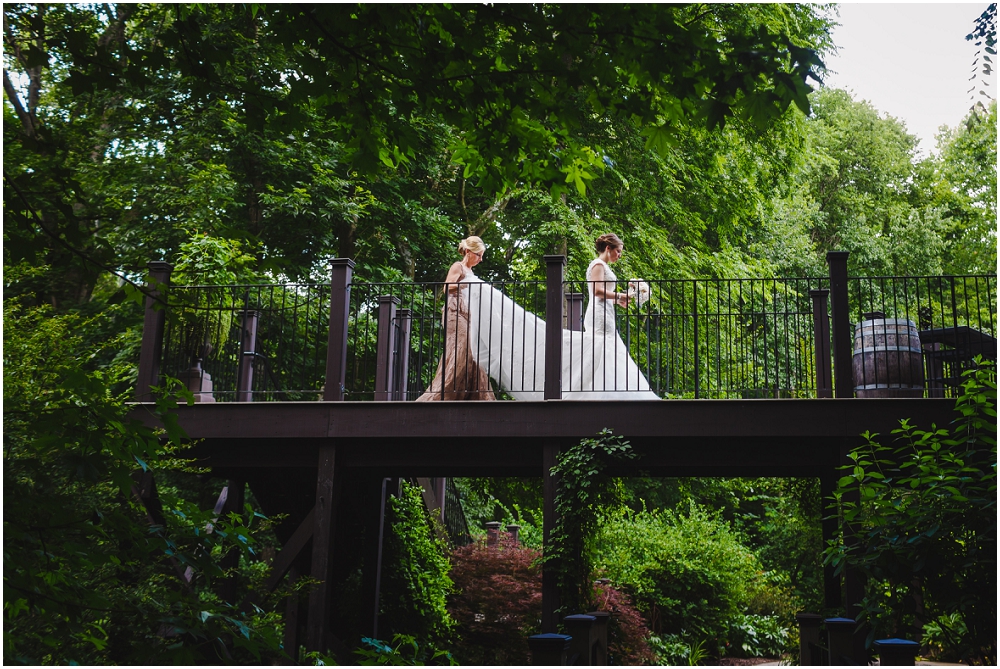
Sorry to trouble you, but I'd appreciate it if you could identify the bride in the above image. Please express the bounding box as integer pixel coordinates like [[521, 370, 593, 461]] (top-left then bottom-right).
[[462, 233, 660, 401]]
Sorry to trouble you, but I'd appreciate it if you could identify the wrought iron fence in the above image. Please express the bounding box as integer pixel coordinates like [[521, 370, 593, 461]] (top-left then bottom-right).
[[846, 275, 997, 398], [153, 273, 996, 402], [161, 283, 331, 401]]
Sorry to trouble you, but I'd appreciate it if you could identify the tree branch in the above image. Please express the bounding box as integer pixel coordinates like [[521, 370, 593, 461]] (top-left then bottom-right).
[[3, 68, 36, 136]]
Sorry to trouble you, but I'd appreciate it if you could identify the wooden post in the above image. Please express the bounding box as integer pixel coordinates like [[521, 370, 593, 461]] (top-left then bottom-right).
[[324, 259, 355, 401], [825, 617, 857, 665], [838, 437, 867, 665], [136, 261, 173, 402], [820, 471, 841, 608], [544, 255, 565, 400], [585, 611, 610, 665], [394, 309, 412, 400], [796, 613, 823, 665], [307, 446, 338, 651], [218, 480, 245, 604], [236, 310, 260, 402], [375, 295, 400, 401], [360, 476, 392, 640], [282, 567, 301, 665], [826, 252, 852, 398], [809, 290, 832, 398], [565, 293, 584, 332], [874, 639, 920, 666], [563, 614, 596, 665], [542, 442, 561, 633], [528, 633, 571, 665]]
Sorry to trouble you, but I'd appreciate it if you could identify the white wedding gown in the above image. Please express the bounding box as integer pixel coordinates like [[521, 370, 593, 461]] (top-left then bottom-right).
[[462, 259, 660, 401]]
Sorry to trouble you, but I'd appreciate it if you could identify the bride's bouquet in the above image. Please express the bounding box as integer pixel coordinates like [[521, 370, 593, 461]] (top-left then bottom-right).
[[627, 279, 650, 307]]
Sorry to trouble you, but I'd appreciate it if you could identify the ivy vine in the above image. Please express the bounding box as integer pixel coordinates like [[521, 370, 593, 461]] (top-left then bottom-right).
[[548, 428, 638, 617]]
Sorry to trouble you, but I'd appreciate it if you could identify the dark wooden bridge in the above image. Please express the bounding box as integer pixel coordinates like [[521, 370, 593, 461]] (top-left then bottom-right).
[[130, 252, 993, 660]]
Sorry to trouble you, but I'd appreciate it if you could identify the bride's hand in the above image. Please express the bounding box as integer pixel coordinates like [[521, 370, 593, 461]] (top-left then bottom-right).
[[616, 292, 630, 308]]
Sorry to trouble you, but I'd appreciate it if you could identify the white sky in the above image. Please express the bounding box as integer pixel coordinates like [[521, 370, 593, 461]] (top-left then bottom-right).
[[820, 3, 996, 157]]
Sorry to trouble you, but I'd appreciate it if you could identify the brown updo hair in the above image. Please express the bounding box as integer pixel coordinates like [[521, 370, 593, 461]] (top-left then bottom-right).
[[595, 233, 623, 254], [458, 236, 486, 256]]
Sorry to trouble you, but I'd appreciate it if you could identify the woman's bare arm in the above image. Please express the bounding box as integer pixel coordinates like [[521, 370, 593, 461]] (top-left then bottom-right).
[[589, 262, 628, 305], [444, 262, 465, 292]]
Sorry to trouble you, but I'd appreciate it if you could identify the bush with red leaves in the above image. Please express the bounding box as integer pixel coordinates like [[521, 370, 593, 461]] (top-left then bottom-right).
[[447, 533, 543, 665], [592, 581, 658, 665]]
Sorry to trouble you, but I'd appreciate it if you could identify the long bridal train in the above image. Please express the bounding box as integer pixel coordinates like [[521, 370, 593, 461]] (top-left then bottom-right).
[[463, 280, 660, 401]]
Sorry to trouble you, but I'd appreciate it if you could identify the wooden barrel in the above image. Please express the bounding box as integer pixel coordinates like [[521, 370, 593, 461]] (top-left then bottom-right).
[[852, 318, 925, 398]]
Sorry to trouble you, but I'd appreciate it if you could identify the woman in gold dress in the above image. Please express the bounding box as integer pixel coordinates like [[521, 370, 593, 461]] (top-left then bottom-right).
[[416, 236, 496, 401]]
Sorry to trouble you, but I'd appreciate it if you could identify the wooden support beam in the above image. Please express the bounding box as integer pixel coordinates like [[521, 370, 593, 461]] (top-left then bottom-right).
[[359, 477, 393, 639], [264, 506, 316, 593], [542, 442, 560, 633], [130, 470, 192, 587], [281, 567, 301, 665], [307, 446, 338, 651], [218, 479, 245, 605], [820, 472, 841, 609]]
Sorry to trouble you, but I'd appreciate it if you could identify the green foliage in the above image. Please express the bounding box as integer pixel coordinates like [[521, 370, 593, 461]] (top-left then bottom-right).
[[2, 297, 284, 664], [824, 361, 997, 665], [380, 481, 455, 646], [548, 429, 637, 616], [452, 477, 544, 549], [354, 634, 457, 666], [726, 614, 795, 659], [592, 504, 764, 653]]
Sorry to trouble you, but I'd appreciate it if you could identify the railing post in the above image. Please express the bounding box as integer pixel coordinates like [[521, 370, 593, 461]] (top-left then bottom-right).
[[136, 261, 173, 402], [528, 633, 571, 665], [565, 292, 584, 331], [796, 613, 823, 665], [564, 614, 596, 665], [485, 521, 501, 547], [375, 295, 400, 401], [544, 255, 565, 400], [585, 610, 610, 665], [236, 310, 260, 402], [809, 289, 832, 398], [827, 251, 853, 398], [393, 308, 412, 400], [324, 259, 355, 401], [874, 639, 920, 666], [825, 617, 859, 665]]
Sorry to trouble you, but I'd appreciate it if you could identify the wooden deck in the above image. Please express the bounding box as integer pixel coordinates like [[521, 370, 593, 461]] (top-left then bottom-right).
[[133, 397, 958, 476]]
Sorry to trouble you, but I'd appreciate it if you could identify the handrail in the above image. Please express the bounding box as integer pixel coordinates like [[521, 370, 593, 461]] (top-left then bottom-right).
[[139, 256, 996, 403]]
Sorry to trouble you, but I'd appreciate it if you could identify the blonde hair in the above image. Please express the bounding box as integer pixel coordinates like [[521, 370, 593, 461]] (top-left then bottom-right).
[[459, 236, 486, 256]]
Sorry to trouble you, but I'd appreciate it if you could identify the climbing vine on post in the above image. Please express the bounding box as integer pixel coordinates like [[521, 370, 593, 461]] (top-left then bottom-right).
[[548, 429, 638, 618]]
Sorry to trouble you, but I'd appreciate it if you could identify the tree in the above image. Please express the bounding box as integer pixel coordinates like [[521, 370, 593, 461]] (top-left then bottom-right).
[[825, 362, 997, 665], [929, 101, 998, 275]]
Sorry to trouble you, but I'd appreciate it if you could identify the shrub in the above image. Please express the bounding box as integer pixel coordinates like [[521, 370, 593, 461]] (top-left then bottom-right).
[[726, 613, 795, 658], [380, 481, 455, 646], [447, 533, 542, 665], [591, 581, 658, 665], [592, 504, 761, 652], [825, 362, 996, 665]]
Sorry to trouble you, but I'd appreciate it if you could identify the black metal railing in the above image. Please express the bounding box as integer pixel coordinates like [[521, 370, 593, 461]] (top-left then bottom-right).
[[846, 275, 997, 398], [140, 259, 996, 403], [160, 283, 331, 401]]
